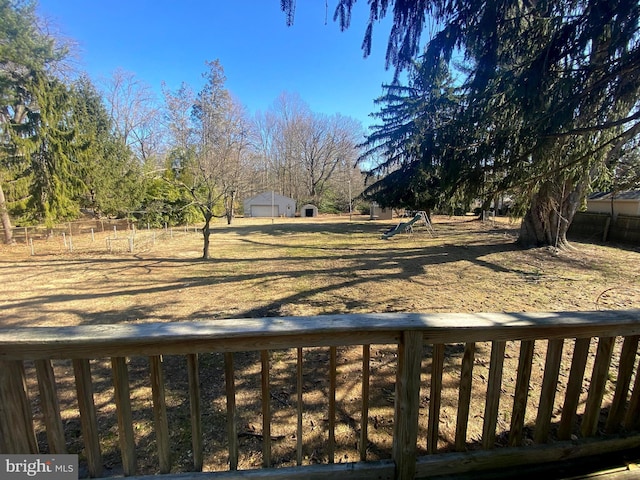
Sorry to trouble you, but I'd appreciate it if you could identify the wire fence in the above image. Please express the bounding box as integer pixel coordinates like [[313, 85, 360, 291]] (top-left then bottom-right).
[[1, 219, 203, 256]]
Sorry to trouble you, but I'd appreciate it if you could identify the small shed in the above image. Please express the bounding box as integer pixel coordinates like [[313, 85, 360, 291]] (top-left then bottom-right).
[[586, 190, 640, 219], [301, 204, 318, 217], [369, 202, 393, 220], [244, 191, 296, 218]]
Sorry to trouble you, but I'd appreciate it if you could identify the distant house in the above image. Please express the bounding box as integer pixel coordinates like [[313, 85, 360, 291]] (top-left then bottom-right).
[[243, 191, 296, 218], [586, 190, 640, 219]]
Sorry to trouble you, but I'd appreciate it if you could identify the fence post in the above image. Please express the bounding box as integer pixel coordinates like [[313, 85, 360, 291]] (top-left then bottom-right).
[[392, 330, 423, 479]]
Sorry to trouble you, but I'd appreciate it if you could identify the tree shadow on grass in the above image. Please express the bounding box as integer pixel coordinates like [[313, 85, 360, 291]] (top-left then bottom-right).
[[1, 231, 526, 327]]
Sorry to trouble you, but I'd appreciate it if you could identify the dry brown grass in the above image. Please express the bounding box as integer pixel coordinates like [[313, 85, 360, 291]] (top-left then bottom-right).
[[1, 215, 639, 476], [2, 214, 638, 326]]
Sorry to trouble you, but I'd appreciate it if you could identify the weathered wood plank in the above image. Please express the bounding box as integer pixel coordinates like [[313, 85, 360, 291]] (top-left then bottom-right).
[[581, 337, 615, 437], [623, 355, 640, 430], [296, 347, 303, 466], [2, 310, 639, 360], [188, 353, 203, 471], [328, 346, 337, 464], [150, 355, 171, 474], [224, 352, 237, 471], [116, 435, 640, 480], [482, 340, 506, 449], [0, 360, 37, 454], [427, 343, 445, 454], [558, 337, 591, 440], [415, 435, 640, 479], [261, 350, 271, 468], [455, 342, 475, 452], [392, 331, 423, 480], [360, 344, 370, 462], [73, 358, 102, 477], [120, 459, 396, 480], [534, 338, 564, 443], [111, 356, 136, 476], [35, 359, 66, 454], [509, 340, 534, 446], [606, 335, 639, 433]]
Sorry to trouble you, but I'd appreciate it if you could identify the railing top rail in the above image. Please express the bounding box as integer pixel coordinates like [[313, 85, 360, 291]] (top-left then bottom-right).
[[1, 310, 639, 361]]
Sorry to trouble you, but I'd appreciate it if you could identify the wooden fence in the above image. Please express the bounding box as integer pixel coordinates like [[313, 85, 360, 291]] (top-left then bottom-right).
[[569, 212, 640, 244], [1, 310, 639, 479]]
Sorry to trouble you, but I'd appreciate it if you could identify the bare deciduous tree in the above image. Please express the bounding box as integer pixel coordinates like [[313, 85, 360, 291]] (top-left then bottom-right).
[[104, 69, 162, 163], [164, 60, 251, 258]]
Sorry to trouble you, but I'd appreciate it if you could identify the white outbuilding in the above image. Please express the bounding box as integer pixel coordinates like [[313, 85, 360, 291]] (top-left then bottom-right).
[[587, 190, 640, 219], [301, 204, 318, 218], [244, 191, 296, 218]]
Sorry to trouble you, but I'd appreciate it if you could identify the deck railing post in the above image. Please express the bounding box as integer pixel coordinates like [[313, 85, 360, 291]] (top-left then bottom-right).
[[150, 355, 171, 474], [0, 360, 38, 454], [73, 358, 103, 478], [112, 356, 136, 476], [35, 360, 66, 454], [392, 330, 423, 480]]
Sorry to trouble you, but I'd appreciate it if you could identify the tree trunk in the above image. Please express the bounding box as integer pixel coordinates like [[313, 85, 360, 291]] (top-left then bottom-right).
[[202, 215, 212, 259], [518, 177, 586, 249], [0, 182, 15, 245], [225, 190, 235, 225]]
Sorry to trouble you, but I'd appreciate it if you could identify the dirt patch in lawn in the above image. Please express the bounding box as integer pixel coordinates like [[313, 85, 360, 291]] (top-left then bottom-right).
[[1, 215, 639, 476]]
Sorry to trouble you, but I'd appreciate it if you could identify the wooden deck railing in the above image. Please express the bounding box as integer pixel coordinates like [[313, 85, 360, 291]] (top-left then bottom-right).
[[1, 310, 639, 479]]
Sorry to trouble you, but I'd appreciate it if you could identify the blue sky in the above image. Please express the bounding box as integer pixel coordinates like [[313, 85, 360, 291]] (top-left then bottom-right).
[[37, 0, 398, 131]]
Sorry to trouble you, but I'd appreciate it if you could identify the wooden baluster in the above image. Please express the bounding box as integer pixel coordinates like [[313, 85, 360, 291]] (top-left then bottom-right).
[[297, 347, 303, 466], [392, 331, 423, 480], [427, 344, 444, 454], [187, 353, 203, 471], [455, 342, 475, 452], [534, 339, 564, 443], [111, 357, 136, 476], [150, 355, 171, 474], [623, 354, 640, 431], [0, 360, 37, 454], [581, 337, 615, 437], [606, 336, 639, 433], [482, 340, 506, 449], [73, 359, 102, 477], [360, 344, 371, 461], [224, 352, 237, 470], [558, 337, 591, 440], [329, 346, 337, 464], [261, 350, 271, 467], [35, 359, 66, 454], [509, 340, 534, 446]]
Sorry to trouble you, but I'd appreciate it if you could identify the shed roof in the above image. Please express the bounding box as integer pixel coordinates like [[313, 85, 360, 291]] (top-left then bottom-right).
[[245, 191, 295, 204], [587, 190, 640, 201]]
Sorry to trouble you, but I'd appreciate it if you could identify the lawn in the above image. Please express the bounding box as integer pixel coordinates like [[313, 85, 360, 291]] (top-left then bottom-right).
[[1, 215, 639, 475], [2, 215, 638, 328]]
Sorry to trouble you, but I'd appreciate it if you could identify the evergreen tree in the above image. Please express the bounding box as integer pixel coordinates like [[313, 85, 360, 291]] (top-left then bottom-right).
[[13, 76, 83, 225], [0, 0, 67, 241], [285, 0, 640, 248], [359, 59, 461, 215], [72, 76, 145, 218]]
